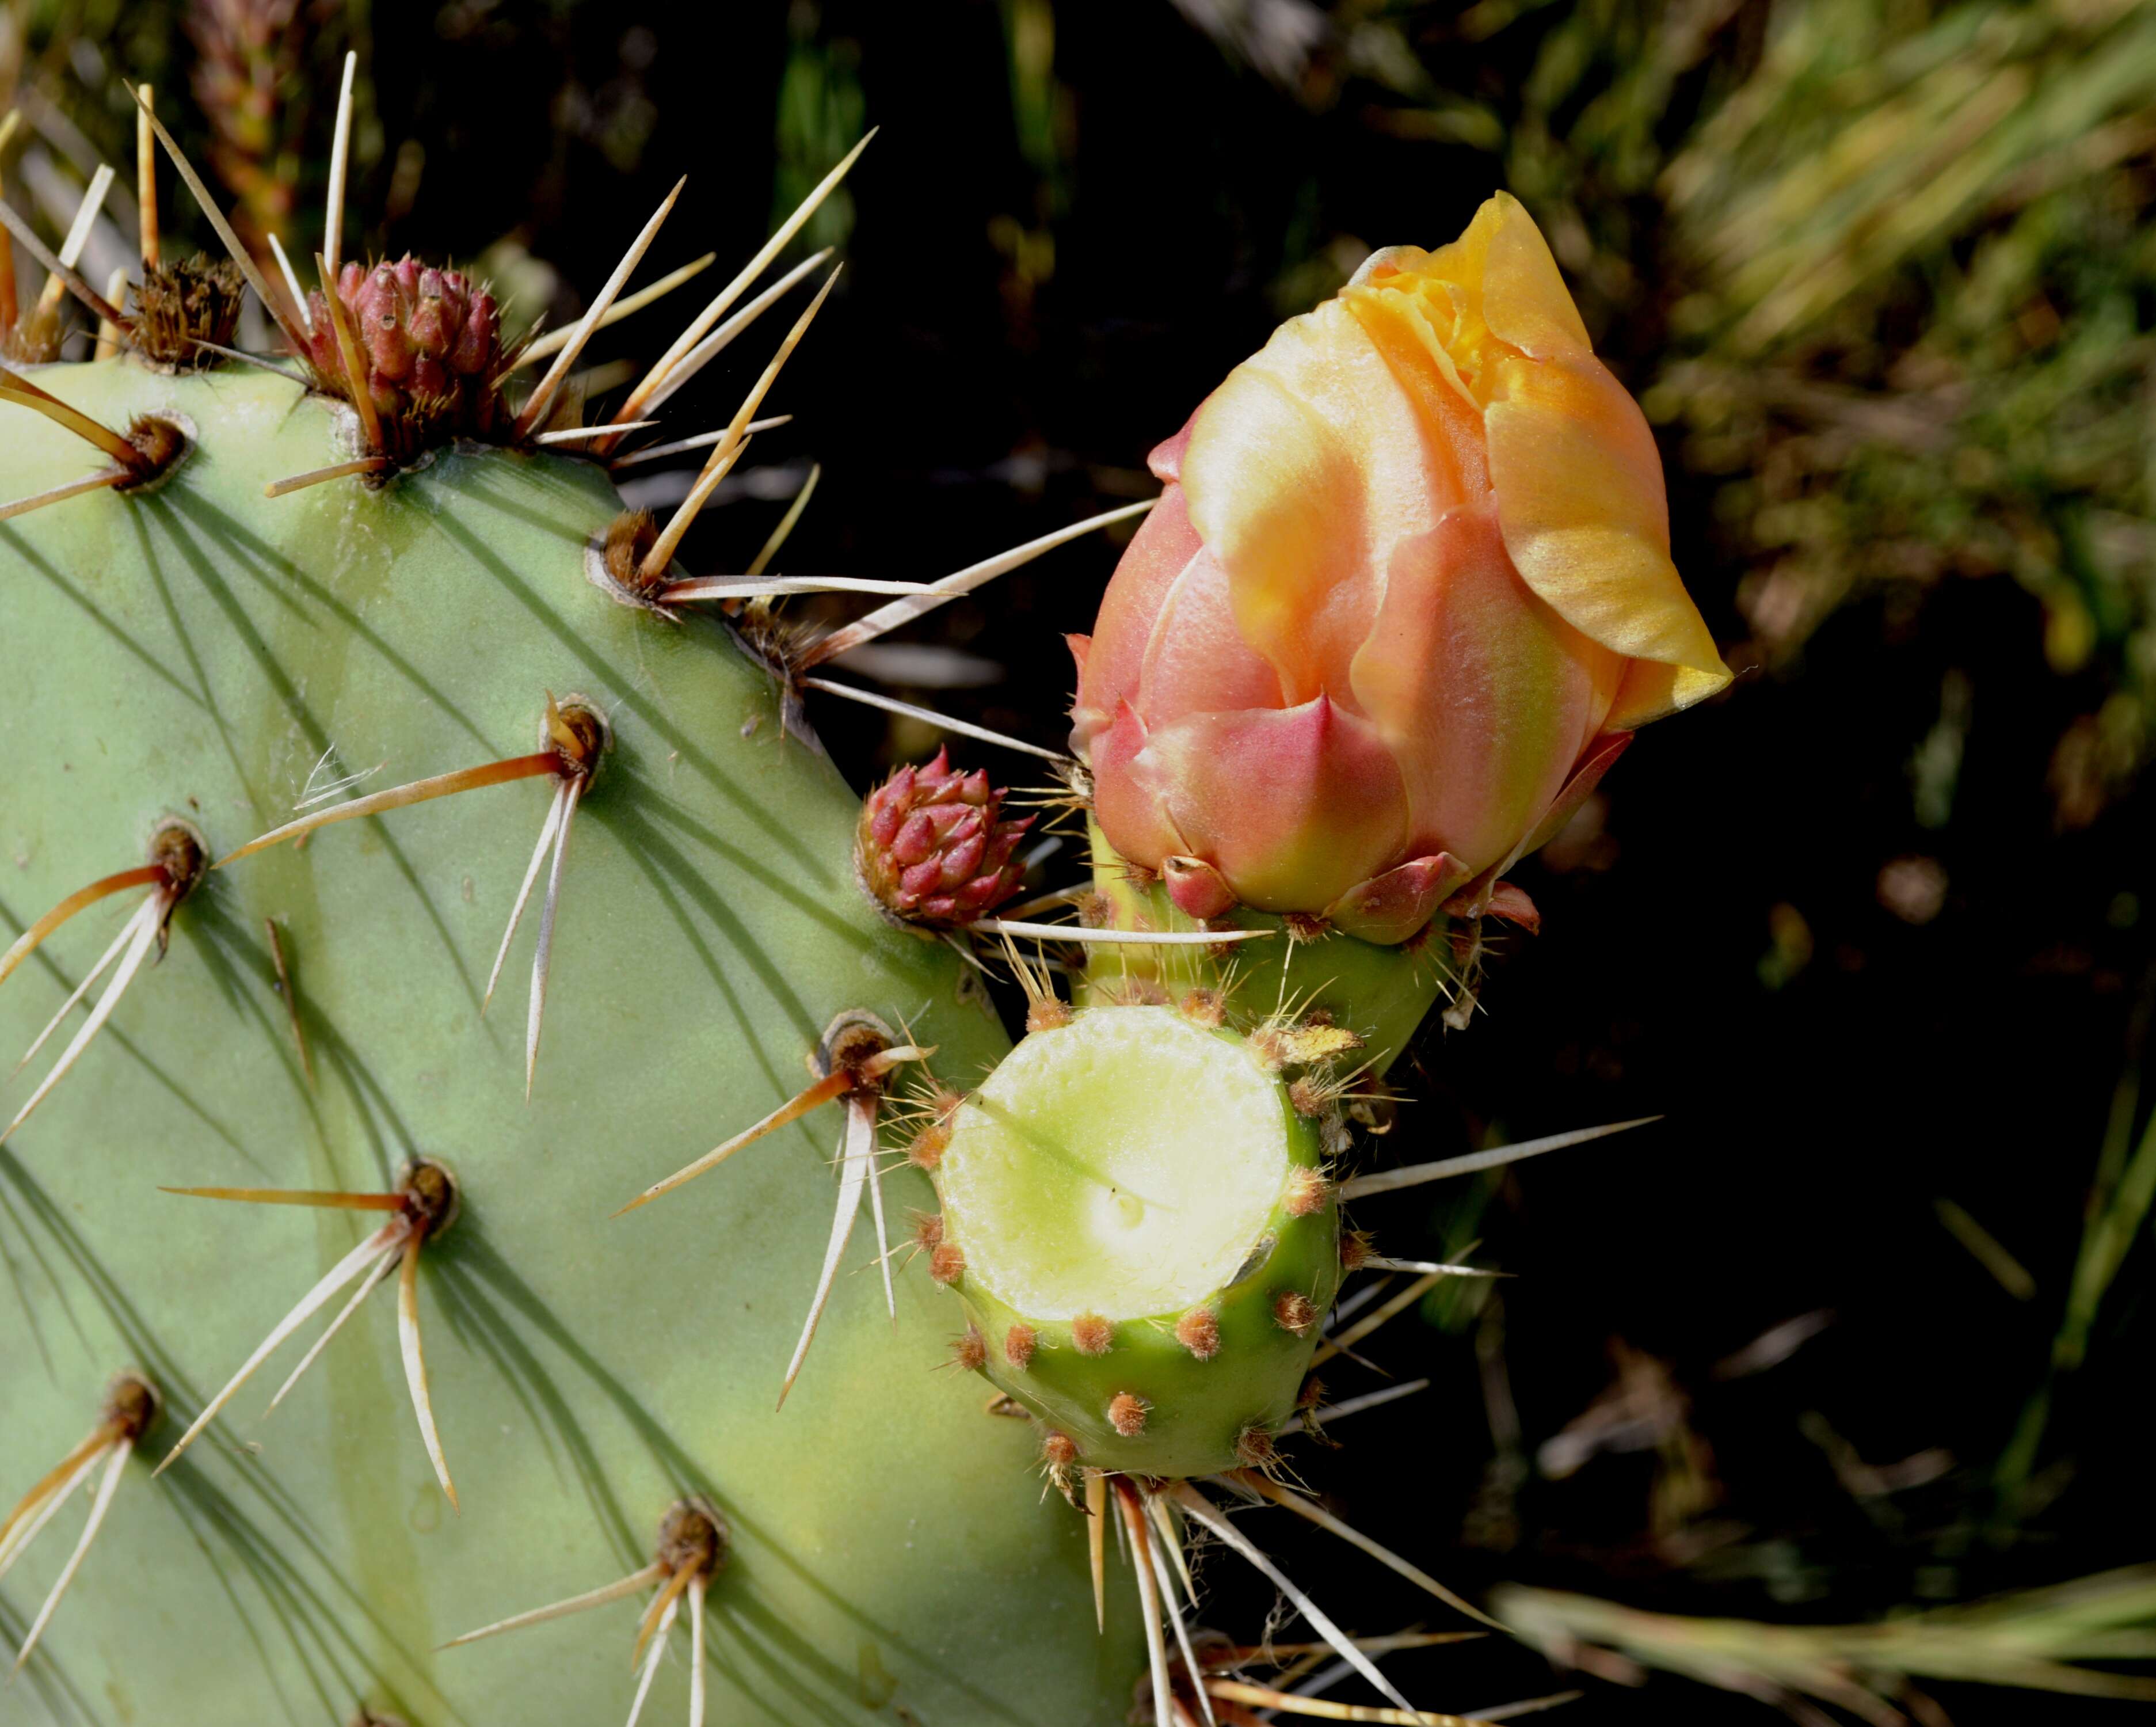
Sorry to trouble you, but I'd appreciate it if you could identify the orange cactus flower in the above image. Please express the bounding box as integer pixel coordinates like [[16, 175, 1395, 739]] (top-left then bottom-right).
[[1070, 193, 1730, 942]]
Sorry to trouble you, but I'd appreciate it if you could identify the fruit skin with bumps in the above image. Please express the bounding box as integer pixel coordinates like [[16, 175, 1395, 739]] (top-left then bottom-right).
[[0, 357, 1134, 1723], [932, 1005, 1342, 1479]]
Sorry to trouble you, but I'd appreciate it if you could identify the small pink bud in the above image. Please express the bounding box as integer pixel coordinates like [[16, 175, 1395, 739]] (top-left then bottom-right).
[[856, 750, 1031, 929]]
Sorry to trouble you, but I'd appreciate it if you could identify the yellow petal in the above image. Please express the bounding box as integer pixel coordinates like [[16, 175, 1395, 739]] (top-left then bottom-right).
[[1605, 656, 1731, 730], [1484, 353, 1730, 697], [1475, 192, 1592, 359], [1358, 194, 1728, 721], [1180, 299, 1453, 705]]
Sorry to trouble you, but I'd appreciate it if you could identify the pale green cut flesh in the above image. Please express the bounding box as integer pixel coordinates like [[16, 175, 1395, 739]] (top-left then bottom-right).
[[0, 359, 1137, 1726], [939, 1007, 1287, 1318]]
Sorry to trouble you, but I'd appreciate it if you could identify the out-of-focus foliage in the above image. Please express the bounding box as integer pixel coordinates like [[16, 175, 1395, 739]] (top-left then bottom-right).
[[774, 0, 863, 254], [1652, 0, 2156, 834], [1499, 1562, 2156, 1712]]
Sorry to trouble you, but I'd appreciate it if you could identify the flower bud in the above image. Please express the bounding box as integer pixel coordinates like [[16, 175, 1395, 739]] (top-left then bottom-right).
[[1071, 193, 1729, 942], [857, 750, 1033, 928], [298, 255, 511, 451]]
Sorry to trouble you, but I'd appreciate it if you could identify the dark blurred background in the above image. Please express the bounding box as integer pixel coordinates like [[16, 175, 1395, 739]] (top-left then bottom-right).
[[6, 0, 2154, 1719]]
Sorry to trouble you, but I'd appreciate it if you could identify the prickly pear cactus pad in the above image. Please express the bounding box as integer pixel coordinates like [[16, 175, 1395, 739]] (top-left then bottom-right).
[[0, 58, 1741, 1722], [0, 357, 1134, 1724], [932, 1004, 1339, 1478]]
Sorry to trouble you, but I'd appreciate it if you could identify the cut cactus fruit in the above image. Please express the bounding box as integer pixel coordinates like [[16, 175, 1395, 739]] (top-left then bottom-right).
[[932, 1004, 1340, 1477]]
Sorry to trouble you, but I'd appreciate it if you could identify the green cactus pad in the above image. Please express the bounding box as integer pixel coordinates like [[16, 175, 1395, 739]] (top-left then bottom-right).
[[933, 1005, 1339, 1478], [0, 357, 1135, 1724]]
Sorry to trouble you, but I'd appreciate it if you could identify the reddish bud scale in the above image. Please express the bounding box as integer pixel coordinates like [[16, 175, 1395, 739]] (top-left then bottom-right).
[[856, 749, 1032, 929], [303, 257, 509, 458]]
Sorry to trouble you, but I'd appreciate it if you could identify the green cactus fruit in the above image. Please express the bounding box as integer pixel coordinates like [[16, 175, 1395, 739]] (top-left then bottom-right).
[[927, 1002, 1342, 1479], [0, 356, 1138, 1723], [1075, 824, 1455, 1075]]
